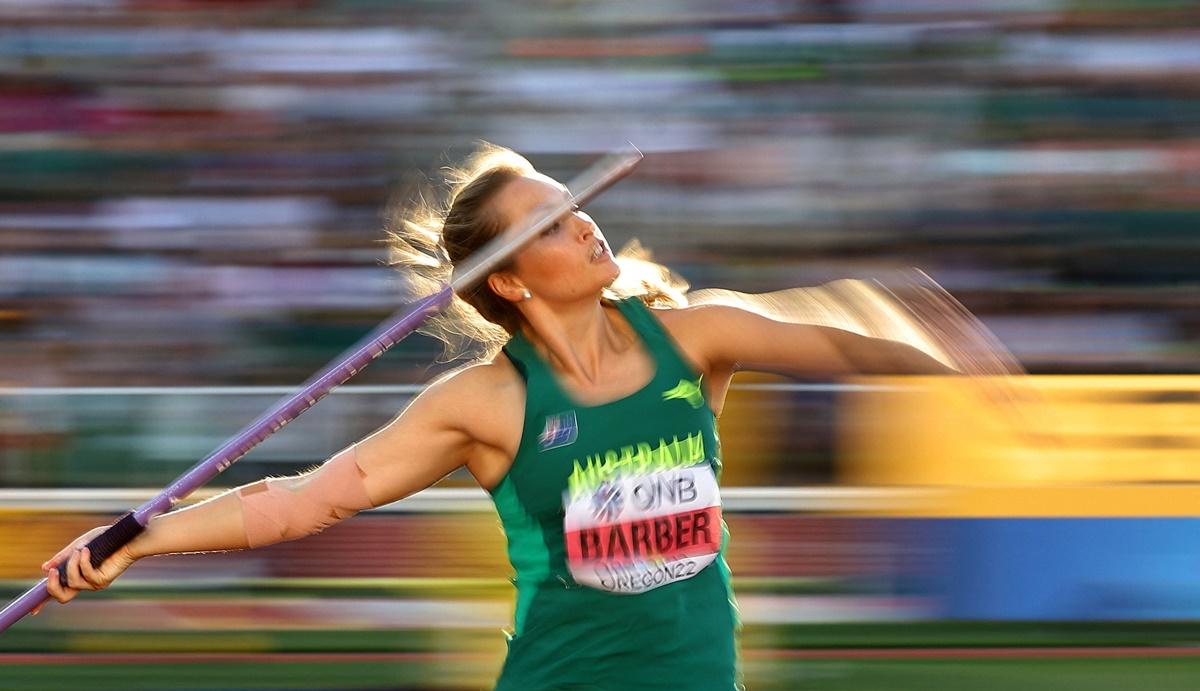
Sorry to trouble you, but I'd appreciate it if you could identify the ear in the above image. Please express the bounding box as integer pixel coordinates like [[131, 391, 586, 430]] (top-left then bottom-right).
[[487, 271, 528, 304]]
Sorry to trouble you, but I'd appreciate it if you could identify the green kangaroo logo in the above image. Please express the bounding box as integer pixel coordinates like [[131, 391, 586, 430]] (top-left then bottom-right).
[[662, 375, 705, 409]]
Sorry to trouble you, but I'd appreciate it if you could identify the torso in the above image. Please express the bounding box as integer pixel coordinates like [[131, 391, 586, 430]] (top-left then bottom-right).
[[461, 302, 732, 491], [483, 297, 737, 688]]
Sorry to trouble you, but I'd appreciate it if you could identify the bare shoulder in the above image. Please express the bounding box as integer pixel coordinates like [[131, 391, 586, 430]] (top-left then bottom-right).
[[648, 304, 729, 381], [651, 303, 743, 368], [421, 355, 524, 416], [653, 302, 734, 333], [426, 355, 523, 399], [418, 354, 526, 453], [653, 300, 842, 375]]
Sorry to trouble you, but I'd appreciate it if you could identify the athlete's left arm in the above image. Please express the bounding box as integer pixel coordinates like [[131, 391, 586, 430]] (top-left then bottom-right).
[[663, 303, 955, 378]]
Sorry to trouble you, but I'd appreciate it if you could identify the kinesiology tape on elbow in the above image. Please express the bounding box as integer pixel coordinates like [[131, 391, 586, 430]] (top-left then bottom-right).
[[237, 444, 375, 548]]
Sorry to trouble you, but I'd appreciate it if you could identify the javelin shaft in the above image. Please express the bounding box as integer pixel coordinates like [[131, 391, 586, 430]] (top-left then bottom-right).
[[137, 287, 453, 523], [0, 287, 450, 634], [0, 145, 642, 633]]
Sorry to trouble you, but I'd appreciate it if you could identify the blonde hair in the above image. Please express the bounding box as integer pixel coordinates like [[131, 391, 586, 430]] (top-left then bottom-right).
[[384, 142, 687, 362]]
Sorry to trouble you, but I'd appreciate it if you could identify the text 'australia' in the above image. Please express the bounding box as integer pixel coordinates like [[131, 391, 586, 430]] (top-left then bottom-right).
[[566, 431, 706, 501]]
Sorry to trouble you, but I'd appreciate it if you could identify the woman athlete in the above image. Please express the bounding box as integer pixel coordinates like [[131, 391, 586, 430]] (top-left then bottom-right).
[[40, 144, 953, 690]]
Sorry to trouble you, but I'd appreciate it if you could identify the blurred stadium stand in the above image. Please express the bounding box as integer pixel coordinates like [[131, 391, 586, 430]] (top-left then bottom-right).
[[0, 0, 1197, 391], [2, 0, 1199, 688]]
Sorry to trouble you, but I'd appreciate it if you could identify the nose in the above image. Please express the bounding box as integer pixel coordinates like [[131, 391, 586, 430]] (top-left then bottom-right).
[[574, 210, 596, 241]]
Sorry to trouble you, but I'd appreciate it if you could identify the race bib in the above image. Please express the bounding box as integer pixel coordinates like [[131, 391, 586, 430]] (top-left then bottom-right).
[[563, 461, 722, 594]]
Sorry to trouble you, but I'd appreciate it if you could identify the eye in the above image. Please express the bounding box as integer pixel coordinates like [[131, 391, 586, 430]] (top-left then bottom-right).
[[539, 202, 577, 238]]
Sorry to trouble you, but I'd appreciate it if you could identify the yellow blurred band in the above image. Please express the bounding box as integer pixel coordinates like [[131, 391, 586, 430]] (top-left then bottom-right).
[[838, 375, 1200, 517]]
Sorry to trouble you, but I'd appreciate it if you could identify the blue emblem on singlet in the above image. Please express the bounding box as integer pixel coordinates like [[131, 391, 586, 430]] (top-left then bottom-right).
[[538, 410, 578, 452]]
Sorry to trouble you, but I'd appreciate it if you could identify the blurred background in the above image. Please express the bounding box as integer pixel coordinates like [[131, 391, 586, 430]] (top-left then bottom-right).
[[2, 0, 1199, 689]]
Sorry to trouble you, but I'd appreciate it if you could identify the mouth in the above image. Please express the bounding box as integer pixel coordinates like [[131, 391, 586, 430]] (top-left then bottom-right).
[[590, 240, 606, 262]]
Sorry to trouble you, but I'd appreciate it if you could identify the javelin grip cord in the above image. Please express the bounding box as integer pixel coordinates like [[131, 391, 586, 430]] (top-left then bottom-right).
[[57, 512, 144, 586]]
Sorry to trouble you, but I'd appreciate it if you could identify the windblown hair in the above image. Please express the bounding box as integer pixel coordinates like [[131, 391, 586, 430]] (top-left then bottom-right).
[[383, 142, 688, 362]]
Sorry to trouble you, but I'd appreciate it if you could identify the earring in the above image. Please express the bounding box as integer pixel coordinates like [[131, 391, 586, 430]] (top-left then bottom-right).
[[522, 289, 532, 301]]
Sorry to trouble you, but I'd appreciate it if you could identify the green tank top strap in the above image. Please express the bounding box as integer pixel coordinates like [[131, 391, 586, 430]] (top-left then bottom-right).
[[502, 331, 566, 407], [611, 297, 701, 380]]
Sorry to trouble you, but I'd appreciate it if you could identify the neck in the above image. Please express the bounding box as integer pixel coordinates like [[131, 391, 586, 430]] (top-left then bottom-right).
[[520, 297, 631, 385]]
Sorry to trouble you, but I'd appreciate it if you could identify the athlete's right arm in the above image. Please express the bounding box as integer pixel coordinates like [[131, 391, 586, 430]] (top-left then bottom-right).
[[41, 366, 500, 607]]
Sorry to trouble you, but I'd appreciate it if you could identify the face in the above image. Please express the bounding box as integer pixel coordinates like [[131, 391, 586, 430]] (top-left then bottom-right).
[[489, 172, 620, 304]]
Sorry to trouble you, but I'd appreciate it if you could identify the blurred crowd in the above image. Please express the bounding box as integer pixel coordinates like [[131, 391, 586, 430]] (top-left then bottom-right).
[[0, 0, 1197, 390], [1, 8, 1199, 675]]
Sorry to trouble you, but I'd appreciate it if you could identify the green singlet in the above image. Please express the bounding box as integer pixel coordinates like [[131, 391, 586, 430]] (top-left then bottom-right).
[[489, 297, 739, 691]]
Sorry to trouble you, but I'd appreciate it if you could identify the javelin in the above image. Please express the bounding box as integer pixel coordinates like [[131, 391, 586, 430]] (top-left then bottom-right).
[[0, 144, 643, 633]]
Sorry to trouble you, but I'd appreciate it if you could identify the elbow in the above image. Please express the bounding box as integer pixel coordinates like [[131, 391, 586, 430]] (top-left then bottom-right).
[[237, 475, 364, 548], [237, 445, 376, 549]]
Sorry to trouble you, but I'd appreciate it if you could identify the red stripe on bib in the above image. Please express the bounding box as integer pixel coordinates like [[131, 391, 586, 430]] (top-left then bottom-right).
[[565, 506, 720, 567]]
